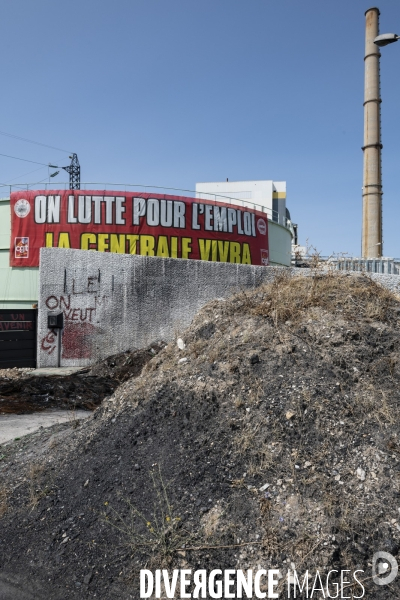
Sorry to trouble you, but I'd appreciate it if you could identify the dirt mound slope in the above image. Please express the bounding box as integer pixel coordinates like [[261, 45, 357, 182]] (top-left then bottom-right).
[[0, 342, 165, 414], [1, 272, 400, 598], [86, 340, 166, 382]]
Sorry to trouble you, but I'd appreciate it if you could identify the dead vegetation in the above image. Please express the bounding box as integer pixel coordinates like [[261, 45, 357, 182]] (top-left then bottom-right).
[[240, 270, 398, 325], [0, 485, 8, 518], [104, 466, 190, 567], [28, 463, 52, 508]]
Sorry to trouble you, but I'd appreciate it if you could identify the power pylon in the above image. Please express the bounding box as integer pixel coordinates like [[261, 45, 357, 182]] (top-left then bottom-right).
[[62, 153, 80, 189]]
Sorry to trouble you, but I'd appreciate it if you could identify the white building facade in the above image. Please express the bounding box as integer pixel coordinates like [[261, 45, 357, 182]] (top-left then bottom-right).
[[196, 180, 293, 267]]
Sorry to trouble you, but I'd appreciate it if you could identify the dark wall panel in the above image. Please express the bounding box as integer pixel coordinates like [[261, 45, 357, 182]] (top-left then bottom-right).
[[0, 310, 37, 368]]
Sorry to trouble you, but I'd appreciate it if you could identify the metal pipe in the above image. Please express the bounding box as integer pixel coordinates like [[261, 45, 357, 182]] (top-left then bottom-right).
[[362, 7, 383, 258]]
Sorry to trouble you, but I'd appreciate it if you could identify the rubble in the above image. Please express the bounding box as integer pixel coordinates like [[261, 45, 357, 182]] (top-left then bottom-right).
[[0, 272, 400, 598], [0, 342, 166, 414]]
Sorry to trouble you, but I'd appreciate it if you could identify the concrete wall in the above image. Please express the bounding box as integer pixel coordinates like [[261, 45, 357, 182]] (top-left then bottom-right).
[[37, 248, 400, 368], [38, 248, 283, 368], [1, 192, 291, 312]]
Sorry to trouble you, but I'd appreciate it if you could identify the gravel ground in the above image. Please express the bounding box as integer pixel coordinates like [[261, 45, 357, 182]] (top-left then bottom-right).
[[0, 368, 35, 380]]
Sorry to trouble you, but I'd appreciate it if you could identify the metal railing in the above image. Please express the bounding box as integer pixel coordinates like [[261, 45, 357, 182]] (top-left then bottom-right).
[[291, 252, 400, 275], [335, 257, 400, 275], [0, 181, 294, 233]]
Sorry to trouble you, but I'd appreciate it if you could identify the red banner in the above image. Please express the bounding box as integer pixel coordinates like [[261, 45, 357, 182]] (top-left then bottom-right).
[[10, 190, 269, 267]]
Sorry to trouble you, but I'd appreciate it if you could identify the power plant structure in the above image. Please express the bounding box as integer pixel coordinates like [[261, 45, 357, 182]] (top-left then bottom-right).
[[362, 7, 383, 258]]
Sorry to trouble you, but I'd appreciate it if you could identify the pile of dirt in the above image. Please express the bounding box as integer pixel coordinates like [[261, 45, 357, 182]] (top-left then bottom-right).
[[1, 272, 400, 599], [0, 342, 166, 414], [86, 340, 166, 382]]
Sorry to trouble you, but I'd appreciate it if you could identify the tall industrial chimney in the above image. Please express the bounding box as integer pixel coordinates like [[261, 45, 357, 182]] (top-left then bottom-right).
[[362, 7, 382, 258]]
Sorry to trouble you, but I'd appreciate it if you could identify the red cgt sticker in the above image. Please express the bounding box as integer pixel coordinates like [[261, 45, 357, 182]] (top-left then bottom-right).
[[261, 249, 269, 266], [15, 237, 29, 258]]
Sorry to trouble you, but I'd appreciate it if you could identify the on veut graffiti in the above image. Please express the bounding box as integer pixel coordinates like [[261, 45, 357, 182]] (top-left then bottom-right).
[[45, 295, 96, 322]]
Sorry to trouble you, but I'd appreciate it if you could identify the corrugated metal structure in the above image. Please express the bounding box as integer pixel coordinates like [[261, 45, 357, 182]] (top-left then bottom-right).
[[0, 308, 37, 368]]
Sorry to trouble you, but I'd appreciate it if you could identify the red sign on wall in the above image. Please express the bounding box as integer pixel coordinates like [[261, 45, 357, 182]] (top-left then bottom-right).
[[10, 190, 269, 267]]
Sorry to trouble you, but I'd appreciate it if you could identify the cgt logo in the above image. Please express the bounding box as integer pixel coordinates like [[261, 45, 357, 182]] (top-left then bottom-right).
[[15, 237, 29, 258], [257, 218, 267, 236], [14, 198, 31, 218], [261, 249, 269, 266], [372, 551, 398, 586]]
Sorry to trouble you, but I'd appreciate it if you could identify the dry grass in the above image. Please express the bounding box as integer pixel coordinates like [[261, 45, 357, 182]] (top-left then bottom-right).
[[233, 423, 260, 455], [246, 444, 274, 476], [234, 397, 244, 409], [0, 486, 8, 518], [67, 406, 80, 429], [247, 377, 265, 406], [28, 463, 50, 508], [48, 436, 59, 450], [241, 272, 397, 325], [188, 338, 207, 359], [353, 386, 397, 428], [232, 416, 276, 477], [201, 504, 224, 539], [105, 466, 192, 565]]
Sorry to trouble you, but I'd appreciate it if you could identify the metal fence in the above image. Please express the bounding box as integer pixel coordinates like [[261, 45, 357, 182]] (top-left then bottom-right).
[[335, 258, 400, 275], [292, 254, 400, 275]]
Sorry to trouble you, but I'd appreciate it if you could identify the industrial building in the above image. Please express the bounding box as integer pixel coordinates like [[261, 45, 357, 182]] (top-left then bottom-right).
[[0, 181, 296, 368], [0, 196, 38, 309], [0, 181, 295, 310], [196, 179, 294, 268]]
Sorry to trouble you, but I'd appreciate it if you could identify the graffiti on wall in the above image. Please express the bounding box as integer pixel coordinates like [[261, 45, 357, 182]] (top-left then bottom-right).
[[41, 329, 58, 355], [0, 313, 34, 331], [41, 275, 108, 359]]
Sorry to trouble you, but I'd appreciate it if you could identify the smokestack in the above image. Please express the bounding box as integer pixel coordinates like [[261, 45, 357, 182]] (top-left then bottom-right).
[[362, 7, 383, 258]]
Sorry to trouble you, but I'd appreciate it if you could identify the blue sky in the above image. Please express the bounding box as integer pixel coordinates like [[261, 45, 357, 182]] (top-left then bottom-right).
[[1, 0, 400, 256]]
